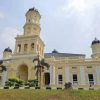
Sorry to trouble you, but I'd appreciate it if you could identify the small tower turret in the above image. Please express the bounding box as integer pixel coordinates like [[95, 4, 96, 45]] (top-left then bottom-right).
[[91, 38, 100, 58], [3, 47, 12, 59]]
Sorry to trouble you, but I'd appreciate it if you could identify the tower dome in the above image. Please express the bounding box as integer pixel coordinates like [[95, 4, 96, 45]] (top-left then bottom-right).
[[92, 38, 100, 45], [91, 38, 100, 58], [4, 47, 12, 52], [28, 7, 39, 12], [52, 49, 58, 53]]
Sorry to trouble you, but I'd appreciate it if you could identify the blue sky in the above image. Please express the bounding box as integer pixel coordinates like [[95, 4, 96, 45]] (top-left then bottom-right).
[[0, 0, 100, 58]]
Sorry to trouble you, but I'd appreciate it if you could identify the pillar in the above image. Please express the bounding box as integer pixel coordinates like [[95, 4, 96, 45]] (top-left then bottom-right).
[[65, 65, 70, 82], [80, 66, 86, 85], [96, 66, 100, 85], [50, 66, 55, 85]]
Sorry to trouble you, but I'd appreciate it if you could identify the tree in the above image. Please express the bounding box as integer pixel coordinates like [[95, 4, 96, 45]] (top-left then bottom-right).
[[0, 60, 7, 72], [0, 60, 3, 65], [33, 55, 50, 87]]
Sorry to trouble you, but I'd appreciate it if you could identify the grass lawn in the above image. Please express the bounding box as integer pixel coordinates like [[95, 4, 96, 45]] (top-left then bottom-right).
[[0, 90, 100, 100]]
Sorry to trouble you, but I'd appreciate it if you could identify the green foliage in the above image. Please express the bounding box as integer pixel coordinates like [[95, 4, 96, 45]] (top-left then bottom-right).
[[33, 56, 50, 87], [0, 60, 7, 72], [17, 80, 23, 85], [0, 60, 3, 65], [5, 78, 23, 87], [9, 78, 18, 83], [28, 79, 38, 87], [5, 81, 14, 87], [0, 65, 7, 72]]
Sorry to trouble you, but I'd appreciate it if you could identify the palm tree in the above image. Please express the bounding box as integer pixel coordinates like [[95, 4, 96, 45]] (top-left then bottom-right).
[[0, 60, 3, 65], [0, 60, 7, 72], [33, 55, 50, 87]]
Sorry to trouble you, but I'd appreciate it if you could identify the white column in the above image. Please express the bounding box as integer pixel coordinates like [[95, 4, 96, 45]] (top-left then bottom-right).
[[96, 66, 100, 85], [80, 66, 85, 85], [93, 74, 96, 85], [50, 66, 55, 85], [65, 65, 70, 82], [2, 71, 7, 86]]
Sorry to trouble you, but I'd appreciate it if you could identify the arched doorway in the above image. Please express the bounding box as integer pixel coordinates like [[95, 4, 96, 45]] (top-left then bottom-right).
[[18, 64, 28, 83], [44, 72, 50, 86]]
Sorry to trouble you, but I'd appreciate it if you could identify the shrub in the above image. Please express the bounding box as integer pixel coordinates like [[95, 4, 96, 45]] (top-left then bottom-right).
[[5, 81, 14, 87], [5, 78, 23, 87], [16, 80, 23, 86], [28, 79, 38, 87], [64, 82, 72, 90], [24, 83, 29, 86], [15, 83, 20, 87], [9, 78, 18, 83]]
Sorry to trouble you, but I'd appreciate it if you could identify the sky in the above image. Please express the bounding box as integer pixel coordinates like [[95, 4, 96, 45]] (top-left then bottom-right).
[[0, 0, 100, 58]]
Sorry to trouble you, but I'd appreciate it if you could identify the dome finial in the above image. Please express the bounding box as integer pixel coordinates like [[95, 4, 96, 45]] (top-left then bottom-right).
[[95, 37, 97, 40]]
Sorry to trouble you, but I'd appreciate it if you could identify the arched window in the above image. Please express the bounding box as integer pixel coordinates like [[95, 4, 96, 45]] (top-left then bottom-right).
[[28, 19, 30, 22], [31, 43, 34, 51], [24, 44, 28, 52], [17, 44, 21, 53]]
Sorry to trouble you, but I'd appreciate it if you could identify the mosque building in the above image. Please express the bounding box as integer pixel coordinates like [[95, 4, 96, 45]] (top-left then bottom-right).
[[0, 7, 100, 90]]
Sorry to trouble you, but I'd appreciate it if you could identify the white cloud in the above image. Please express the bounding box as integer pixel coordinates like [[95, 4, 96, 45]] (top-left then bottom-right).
[[62, 0, 100, 15], [0, 27, 22, 59], [63, 0, 87, 14]]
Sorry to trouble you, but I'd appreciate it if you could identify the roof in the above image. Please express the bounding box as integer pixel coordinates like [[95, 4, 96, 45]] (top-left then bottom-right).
[[92, 38, 100, 45], [44, 53, 85, 58], [26, 7, 41, 17], [4, 47, 12, 52], [28, 7, 39, 13]]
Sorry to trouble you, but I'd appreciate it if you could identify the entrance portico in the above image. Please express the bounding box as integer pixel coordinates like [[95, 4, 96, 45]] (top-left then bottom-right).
[[18, 64, 28, 83]]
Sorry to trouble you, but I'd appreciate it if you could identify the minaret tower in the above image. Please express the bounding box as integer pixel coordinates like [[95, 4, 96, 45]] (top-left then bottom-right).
[[14, 8, 44, 57], [24, 8, 41, 36]]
